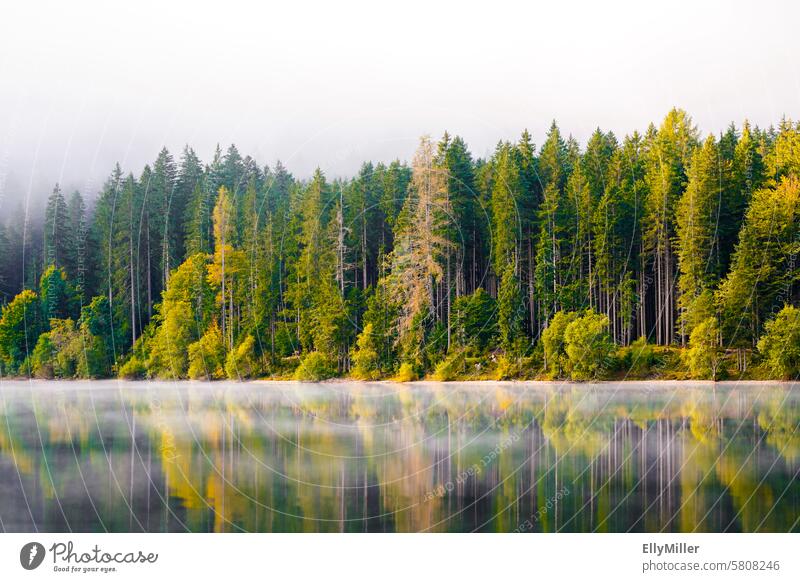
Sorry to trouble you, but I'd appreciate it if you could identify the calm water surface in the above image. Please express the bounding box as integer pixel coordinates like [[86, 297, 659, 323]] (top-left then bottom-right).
[[0, 380, 798, 532]]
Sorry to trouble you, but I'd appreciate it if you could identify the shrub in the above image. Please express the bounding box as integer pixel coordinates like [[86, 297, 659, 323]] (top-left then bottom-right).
[[293, 351, 336, 382], [541, 310, 579, 378], [395, 362, 418, 382], [0, 289, 42, 374], [30, 318, 94, 379], [620, 336, 656, 377], [225, 335, 260, 380], [146, 300, 194, 378], [49, 318, 81, 378], [119, 356, 147, 379], [686, 316, 722, 380], [77, 333, 109, 378], [563, 309, 615, 381], [350, 323, 382, 380], [494, 354, 522, 380], [31, 333, 55, 378], [187, 323, 226, 380], [757, 305, 800, 380], [433, 349, 466, 381]]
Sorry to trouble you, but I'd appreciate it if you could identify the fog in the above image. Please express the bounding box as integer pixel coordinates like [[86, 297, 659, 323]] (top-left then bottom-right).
[[1, 0, 798, 208]]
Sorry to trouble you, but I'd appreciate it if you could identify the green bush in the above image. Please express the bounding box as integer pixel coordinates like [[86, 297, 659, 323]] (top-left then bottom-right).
[[146, 300, 194, 378], [686, 316, 722, 380], [757, 305, 800, 379], [225, 335, 260, 379], [293, 351, 336, 382], [30, 318, 101, 379], [620, 336, 656, 377], [187, 322, 226, 380], [77, 333, 109, 378], [119, 356, 147, 379], [31, 333, 55, 378], [350, 323, 382, 380], [494, 354, 522, 380], [541, 310, 579, 378], [433, 349, 466, 381], [395, 362, 418, 382], [563, 309, 615, 381], [0, 289, 42, 374]]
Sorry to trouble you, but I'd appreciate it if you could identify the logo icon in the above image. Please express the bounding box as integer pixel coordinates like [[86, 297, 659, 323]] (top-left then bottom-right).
[[20, 542, 46, 570]]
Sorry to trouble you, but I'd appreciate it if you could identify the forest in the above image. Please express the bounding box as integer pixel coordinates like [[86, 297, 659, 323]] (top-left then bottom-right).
[[0, 108, 799, 382]]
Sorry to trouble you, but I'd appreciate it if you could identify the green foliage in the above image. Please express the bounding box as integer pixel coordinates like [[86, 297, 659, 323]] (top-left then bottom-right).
[[30, 332, 56, 378], [423, 321, 448, 370], [676, 137, 723, 339], [494, 354, 523, 381], [42, 319, 81, 378], [68, 296, 115, 377], [563, 310, 615, 381], [31, 318, 108, 379], [119, 356, 147, 379], [5, 114, 800, 383], [0, 290, 41, 374], [718, 176, 800, 347], [686, 317, 722, 380], [350, 323, 382, 380], [433, 348, 467, 381], [76, 332, 109, 378], [187, 322, 226, 380], [293, 351, 335, 382], [272, 323, 299, 358], [541, 310, 579, 378], [39, 265, 78, 323], [144, 254, 214, 378], [146, 300, 194, 378], [395, 362, 418, 382], [225, 335, 260, 379], [757, 306, 800, 379], [497, 262, 524, 353], [541, 309, 614, 380], [619, 337, 656, 377], [452, 288, 497, 350], [358, 284, 399, 372]]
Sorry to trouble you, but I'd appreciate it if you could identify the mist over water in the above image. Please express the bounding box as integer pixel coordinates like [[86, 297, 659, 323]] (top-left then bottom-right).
[[0, 380, 797, 532]]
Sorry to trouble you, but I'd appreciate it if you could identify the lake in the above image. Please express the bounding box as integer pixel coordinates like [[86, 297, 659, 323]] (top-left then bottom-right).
[[0, 380, 798, 532]]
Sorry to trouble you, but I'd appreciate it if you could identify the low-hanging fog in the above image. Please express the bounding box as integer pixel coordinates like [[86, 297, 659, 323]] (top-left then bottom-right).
[[0, 0, 798, 210]]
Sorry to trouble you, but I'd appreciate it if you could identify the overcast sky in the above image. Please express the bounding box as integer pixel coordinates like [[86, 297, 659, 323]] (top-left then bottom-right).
[[1, 0, 798, 208]]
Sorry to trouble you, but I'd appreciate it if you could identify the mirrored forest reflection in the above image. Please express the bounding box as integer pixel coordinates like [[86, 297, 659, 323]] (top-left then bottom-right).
[[0, 381, 798, 532]]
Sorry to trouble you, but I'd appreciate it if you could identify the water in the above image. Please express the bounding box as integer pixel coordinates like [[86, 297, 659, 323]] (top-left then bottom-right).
[[0, 380, 798, 533]]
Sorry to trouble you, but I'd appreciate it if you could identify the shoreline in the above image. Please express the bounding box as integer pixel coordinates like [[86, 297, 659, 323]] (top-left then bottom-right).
[[1, 377, 797, 388]]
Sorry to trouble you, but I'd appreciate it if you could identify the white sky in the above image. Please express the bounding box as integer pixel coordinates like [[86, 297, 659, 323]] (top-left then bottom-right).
[[0, 0, 798, 207]]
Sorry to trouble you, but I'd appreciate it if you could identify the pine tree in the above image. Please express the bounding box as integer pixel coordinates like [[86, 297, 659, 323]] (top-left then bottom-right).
[[208, 186, 245, 350], [43, 184, 69, 269], [718, 176, 800, 350], [387, 137, 450, 367], [676, 136, 723, 341], [641, 109, 699, 344]]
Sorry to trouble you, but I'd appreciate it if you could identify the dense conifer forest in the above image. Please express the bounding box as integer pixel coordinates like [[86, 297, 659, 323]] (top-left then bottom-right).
[[1, 108, 799, 382]]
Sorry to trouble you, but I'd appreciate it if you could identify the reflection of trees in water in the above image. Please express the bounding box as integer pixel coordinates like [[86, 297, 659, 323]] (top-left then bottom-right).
[[0, 383, 797, 532]]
